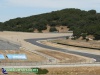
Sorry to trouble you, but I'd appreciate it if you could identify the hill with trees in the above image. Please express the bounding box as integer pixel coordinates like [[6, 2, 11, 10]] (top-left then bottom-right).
[[0, 8, 100, 40]]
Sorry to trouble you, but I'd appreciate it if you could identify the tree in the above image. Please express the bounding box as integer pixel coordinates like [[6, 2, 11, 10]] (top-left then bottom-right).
[[88, 10, 96, 14], [73, 28, 82, 39], [81, 33, 87, 39], [94, 31, 100, 40], [49, 27, 57, 32]]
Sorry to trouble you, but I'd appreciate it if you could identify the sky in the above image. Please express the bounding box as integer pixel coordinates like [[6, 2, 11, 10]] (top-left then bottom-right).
[[0, 0, 100, 22]]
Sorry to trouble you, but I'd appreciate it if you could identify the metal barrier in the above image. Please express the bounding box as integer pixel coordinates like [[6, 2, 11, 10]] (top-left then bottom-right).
[[0, 60, 99, 66]]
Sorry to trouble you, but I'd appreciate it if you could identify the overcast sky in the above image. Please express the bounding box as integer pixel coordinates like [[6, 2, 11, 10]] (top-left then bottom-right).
[[0, 0, 100, 22]]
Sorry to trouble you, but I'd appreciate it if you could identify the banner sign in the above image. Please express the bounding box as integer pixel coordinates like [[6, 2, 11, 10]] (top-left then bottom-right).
[[2, 68, 39, 74], [7, 54, 27, 59], [0, 54, 5, 59]]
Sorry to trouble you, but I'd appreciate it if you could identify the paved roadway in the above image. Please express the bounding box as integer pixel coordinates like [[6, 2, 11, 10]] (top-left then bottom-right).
[[25, 36, 100, 62], [0, 39, 21, 50]]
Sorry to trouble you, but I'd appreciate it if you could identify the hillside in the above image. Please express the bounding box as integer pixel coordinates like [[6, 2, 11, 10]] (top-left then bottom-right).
[[0, 8, 100, 40]]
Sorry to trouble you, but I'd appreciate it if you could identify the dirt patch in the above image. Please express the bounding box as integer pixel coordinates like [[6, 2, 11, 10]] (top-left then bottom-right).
[[37, 50, 93, 63], [56, 26, 69, 33]]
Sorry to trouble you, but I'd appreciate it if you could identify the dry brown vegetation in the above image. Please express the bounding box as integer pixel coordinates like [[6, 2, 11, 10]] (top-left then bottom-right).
[[37, 50, 93, 63], [41, 40, 100, 55], [46, 67, 100, 75], [51, 39, 100, 49], [1, 67, 100, 75]]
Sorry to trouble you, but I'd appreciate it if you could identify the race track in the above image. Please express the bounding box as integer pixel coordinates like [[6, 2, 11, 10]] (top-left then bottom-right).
[[25, 36, 100, 62], [0, 39, 21, 50]]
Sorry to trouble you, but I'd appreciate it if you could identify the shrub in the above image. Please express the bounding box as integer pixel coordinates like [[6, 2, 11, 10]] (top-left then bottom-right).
[[49, 27, 57, 32], [81, 33, 87, 39], [36, 68, 48, 74]]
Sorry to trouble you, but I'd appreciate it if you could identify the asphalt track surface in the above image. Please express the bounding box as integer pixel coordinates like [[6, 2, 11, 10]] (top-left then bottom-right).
[[0, 39, 21, 50], [25, 36, 100, 62]]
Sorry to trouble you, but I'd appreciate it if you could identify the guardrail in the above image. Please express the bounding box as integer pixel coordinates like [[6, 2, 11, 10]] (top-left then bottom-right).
[[0, 61, 100, 66]]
